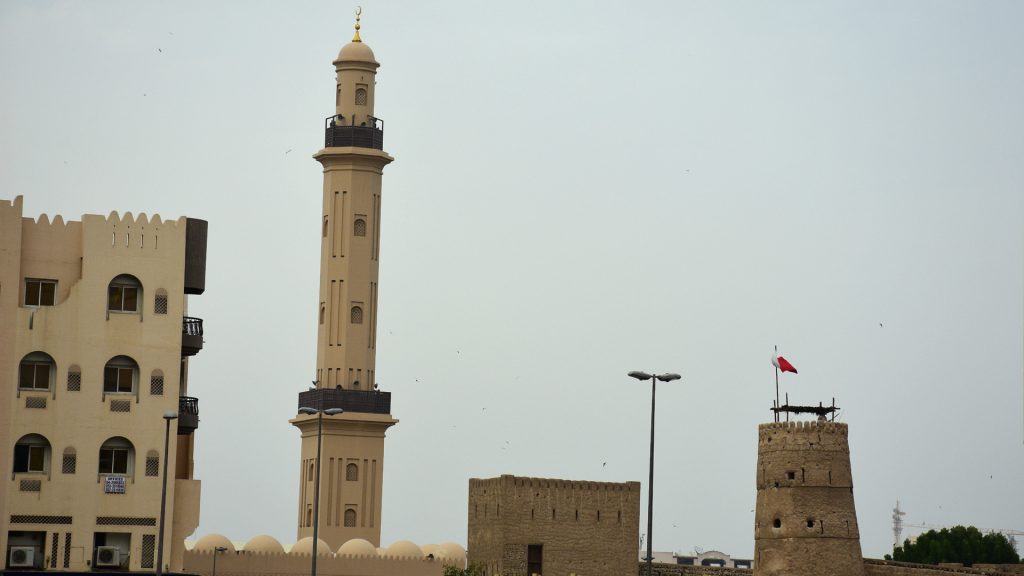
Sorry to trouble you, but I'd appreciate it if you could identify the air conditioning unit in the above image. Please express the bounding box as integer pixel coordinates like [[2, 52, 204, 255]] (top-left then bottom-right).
[[9, 546, 35, 568], [96, 546, 121, 567]]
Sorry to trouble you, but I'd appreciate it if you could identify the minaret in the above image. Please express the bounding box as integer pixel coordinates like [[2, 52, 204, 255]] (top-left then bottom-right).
[[291, 11, 397, 549]]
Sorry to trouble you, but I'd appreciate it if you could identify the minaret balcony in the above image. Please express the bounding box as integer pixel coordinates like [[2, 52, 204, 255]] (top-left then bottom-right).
[[181, 316, 204, 356], [298, 388, 391, 415], [324, 115, 384, 150], [178, 396, 199, 435]]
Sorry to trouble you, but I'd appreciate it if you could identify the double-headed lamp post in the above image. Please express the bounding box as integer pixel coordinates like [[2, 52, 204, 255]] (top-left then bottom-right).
[[156, 410, 178, 576], [297, 406, 344, 576], [627, 371, 681, 576]]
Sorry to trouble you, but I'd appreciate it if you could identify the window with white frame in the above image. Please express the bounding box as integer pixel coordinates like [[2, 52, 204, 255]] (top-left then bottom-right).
[[107, 274, 142, 313], [98, 437, 134, 475], [13, 433, 51, 474], [19, 352, 55, 391], [24, 278, 57, 306], [103, 356, 138, 393]]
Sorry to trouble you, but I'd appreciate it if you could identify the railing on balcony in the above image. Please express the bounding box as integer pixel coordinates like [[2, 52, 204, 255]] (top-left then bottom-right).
[[297, 388, 391, 415], [324, 114, 384, 149], [181, 316, 203, 356], [178, 396, 199, 435]]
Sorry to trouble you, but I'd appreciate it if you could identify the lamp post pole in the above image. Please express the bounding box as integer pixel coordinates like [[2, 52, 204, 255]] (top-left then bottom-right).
[[627, 371, 681, 576], [212, 546, 227, 576], [298, 406, 344, 576], [156, 410, 178, 576]]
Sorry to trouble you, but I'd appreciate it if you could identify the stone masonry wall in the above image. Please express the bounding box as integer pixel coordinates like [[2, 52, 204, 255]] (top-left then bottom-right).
[[863, 559, 1021, 576], [754, 421, 864, 576], [469, 475, 641, 576]]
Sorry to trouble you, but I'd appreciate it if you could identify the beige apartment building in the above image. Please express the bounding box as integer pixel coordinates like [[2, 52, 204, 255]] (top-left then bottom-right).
[[0, 196, 208, 572]]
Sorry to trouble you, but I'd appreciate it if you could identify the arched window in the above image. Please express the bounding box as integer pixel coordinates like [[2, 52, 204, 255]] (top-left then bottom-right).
[[150, 369, 164, 396], [355, 87, 367, 106], [350, 306, 363, 324], [13, 434, 51, 473], [62, 447, 77, 474], [104, 356, 138, 393], [19, 352, 55, 391], [346, 463, 358, 481], [154, 288, 168, 315], [145, 450, 159, 476], [98, 437, 134, 475], [307, 461, 314, 481], [107, 274, 142, 313], [67, 364, 82, 392], [319, 304, 326, 325], [344, 508, 357, 527], [353, 218, 367, 237]]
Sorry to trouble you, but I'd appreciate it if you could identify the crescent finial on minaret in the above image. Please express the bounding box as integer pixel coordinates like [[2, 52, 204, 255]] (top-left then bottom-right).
[[353, 6, 362, 42]]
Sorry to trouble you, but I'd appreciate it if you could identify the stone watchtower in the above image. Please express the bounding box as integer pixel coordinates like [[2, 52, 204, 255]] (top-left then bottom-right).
[[290, 13, 397, 549], [754, 420, 865, 576]]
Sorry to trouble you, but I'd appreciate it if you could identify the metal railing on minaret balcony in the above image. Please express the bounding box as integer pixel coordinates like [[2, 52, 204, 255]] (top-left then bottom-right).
[[324, 115, 384, 149], [297, 388, 391, 415]]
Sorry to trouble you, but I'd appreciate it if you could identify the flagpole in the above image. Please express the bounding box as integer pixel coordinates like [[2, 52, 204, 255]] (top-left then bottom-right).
[[774, 345, 780, 423]]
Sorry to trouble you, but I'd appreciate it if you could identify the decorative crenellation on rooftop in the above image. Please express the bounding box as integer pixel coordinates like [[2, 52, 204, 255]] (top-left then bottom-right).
[[470, 474, 639, 492]]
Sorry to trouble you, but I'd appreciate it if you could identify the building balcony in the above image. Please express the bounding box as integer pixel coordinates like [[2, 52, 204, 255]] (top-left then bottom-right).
[[178, 396, 199, 435], [324, 115, 384, 150], [297, 388, 391, 415], [181, 316, 203, 356]]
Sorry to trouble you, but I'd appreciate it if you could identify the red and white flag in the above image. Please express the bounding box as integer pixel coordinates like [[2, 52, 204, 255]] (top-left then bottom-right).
[[772, 355, 798, 374]]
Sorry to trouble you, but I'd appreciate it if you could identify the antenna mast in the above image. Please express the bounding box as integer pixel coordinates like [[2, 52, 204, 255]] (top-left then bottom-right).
[[892, 500, 906, 549]]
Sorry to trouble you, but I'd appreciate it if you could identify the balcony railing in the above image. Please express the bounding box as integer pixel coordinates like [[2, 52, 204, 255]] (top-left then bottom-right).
[[324, 115, 384, 149], [178, 396, 199, 435], [297, 388, 391, 415], [181, 317, 203, 356]]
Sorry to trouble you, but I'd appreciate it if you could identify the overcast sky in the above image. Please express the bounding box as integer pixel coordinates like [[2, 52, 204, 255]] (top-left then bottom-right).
[[2, 0, 1022, 560]]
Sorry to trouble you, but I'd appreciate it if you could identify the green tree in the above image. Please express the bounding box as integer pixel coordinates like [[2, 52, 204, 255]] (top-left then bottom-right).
[[891, 526, 1020, 566], [444, 564, 485, 576]]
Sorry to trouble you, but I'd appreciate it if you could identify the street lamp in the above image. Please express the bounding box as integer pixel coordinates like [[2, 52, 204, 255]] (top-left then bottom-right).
[[212, 546, 227, 576], [627, 371, 681, 576], [297, 406, 344, 576], [156, 410, 178, 576]]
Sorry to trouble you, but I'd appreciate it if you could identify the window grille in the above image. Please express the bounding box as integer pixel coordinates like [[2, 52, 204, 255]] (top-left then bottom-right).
[[146, 455, 159, 477], [96, 516, 156, 526], [355, 87, 367, 105], [154, 292, 168, 315], [64, 533, 71, 568], [10, 515, 72, 524], [110, 400, 131, 413], [67, 369, 81, 391], [353, 218, 367, 236], [62, 450, 77, 474], [20, 479, 42, 492], [346, 463, 358, 481], [141, 534, 156, 568], [344, 508, 357, 527], [351, 306, 363, 324], [150, 375, 164, 396], [51, 532, 59, 567], [26, 396, 47, 409]]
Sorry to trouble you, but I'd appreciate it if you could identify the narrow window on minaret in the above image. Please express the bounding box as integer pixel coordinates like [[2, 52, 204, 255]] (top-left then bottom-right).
[[323, 216, 329, 238], [355, 86, 367, 106], [319, 304, 326, 325], [351, 306, 363, 324], [353, 218, 367, 237]]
